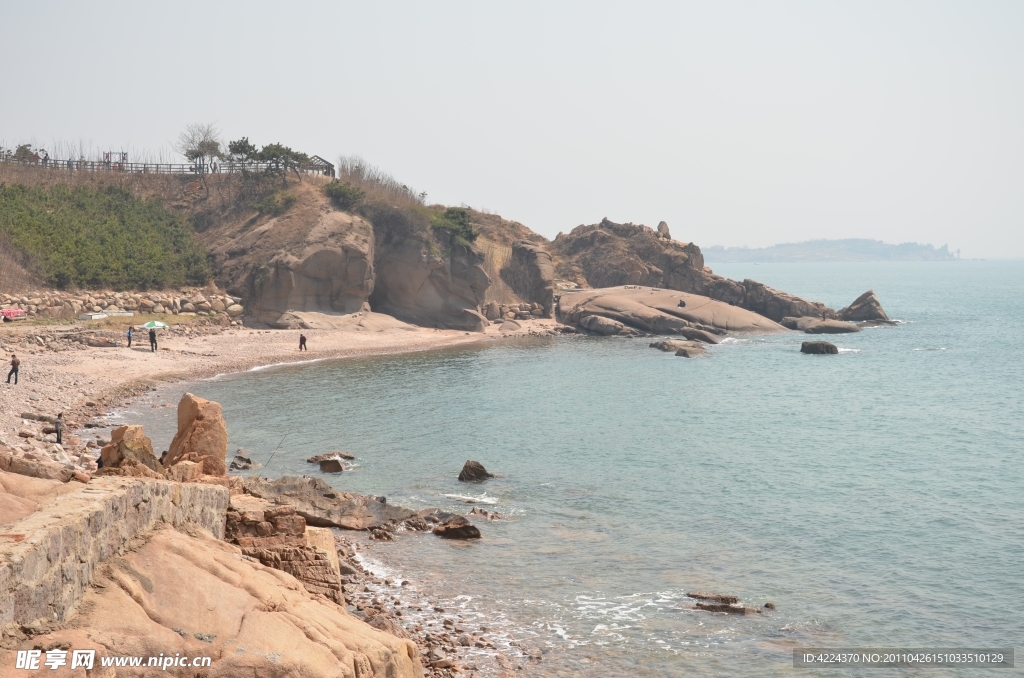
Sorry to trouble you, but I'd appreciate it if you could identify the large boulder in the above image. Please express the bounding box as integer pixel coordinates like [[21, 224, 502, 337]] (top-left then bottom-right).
[[499, 240, 555, 317], [164, 393, 229, 476], [100, 425, 162, 473], [801, 341, 839, 354], [244, 475, 415, 530], [558, 286, 786, 337], [838, 290, 890, 322]]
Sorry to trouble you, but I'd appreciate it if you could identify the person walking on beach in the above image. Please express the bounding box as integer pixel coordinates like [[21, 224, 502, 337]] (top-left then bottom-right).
[[6, 354, 19, 384], [55, 413, 63, 445], [126, 326, 133, 348], [149, 328, 157, 352], [299, 334, 307, 351]]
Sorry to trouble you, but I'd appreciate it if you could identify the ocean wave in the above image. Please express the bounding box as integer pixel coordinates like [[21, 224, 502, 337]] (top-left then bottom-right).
[[913, 347, 946, 351], [719, 337, 747, 344], [837, 348, 861, 354], [443, 492, 499, 505]]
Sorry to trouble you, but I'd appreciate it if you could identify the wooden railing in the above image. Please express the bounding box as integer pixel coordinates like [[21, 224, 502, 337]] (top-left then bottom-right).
[[0, 157, 335, 177]]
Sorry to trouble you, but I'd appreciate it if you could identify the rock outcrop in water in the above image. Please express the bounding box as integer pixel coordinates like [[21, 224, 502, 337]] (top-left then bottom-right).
[[838, 289, 890, 322], [551, 218, 837, 321], [649, 338, 708, 357], [433, 515, 482, 539], [558, 286, 786, 337], [801, 340, 839, 354], [245, 475, 415, 530], [458, 460, 494, 482], [781, 317, 862, 334]]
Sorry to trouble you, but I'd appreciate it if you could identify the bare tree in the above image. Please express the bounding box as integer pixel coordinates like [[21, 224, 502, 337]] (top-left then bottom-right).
[[174, 123, 222, 174]]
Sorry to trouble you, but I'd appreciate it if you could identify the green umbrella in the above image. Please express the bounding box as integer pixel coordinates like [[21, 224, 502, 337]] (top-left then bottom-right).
[[139, 321, 169, 330]]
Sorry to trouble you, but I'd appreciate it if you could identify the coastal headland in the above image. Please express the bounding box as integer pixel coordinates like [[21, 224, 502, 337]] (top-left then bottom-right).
[[1, 158, 892, 676]]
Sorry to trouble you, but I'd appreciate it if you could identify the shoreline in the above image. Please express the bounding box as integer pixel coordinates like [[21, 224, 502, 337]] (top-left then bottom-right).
[[1, 312, 563, 677], [0, 313, 562, 454]]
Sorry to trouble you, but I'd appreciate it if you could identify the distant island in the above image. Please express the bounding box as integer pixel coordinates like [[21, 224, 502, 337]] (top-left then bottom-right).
[[704, 239, 959, 263]]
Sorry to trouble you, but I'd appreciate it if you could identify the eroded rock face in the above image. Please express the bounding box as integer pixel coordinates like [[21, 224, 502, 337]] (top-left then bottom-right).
[[499, 240, 555, 317], [370, 234, 490, 332], [552, 218, 707, 291], [100, 425, 162, 473], [551, 218, 836, 321], [0, 528, 422, 678], [838, 289, 890, 322], [164, 393, 228, 477], [558, 287, 786, 337]]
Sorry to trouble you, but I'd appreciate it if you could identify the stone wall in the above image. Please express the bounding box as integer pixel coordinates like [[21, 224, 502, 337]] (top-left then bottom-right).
[[0, 477, 228, 627]]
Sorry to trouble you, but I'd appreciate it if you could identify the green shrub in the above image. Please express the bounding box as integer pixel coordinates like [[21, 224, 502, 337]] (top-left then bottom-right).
[[0, 183, 210, 290], [253, 191, 297, 216], [430, 207, 478, 245], [323, 180, 366, 211]]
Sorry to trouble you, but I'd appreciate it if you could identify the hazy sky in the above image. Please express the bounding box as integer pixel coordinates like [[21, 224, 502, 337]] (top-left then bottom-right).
[[2, 1, 1022, 257]]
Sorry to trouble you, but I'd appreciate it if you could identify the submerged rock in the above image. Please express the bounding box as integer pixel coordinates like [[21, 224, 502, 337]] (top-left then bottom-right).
[[694, 602, 761, 615], [650, 338, 707, 357], [458, 460, 494, 482], [686, 591, 739, 604], [781, 316, 861, 334], [319, 458, 344, 473], [801, 341, 839, 355], [307, 451, 355, 462], [433, 515, 482, 539]]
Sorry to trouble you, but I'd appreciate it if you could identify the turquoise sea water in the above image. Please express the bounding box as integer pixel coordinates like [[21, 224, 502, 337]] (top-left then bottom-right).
[[128, 261, 1023, 676]]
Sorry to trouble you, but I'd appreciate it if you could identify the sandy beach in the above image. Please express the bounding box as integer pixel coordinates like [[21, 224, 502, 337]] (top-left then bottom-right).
[[0, 312, 559, 452]]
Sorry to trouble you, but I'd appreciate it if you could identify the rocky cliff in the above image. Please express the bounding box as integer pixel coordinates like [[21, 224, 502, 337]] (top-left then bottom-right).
[[551, 218, 837, 321]]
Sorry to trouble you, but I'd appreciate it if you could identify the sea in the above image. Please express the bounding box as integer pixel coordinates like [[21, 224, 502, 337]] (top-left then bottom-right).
[[119, 261, 1023, 677]]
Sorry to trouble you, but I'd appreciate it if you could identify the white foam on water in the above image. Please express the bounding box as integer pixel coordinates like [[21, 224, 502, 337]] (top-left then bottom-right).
[[443, 492, 499, 505], [837, 348, 861, 353], [913, 347, 946, 351]]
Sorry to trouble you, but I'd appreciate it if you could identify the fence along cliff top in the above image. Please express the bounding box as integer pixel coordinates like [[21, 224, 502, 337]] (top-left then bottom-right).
[[0, 151, 335, 178]]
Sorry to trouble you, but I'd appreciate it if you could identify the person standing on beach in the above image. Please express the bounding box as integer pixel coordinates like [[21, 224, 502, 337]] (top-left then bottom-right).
[[6, 354, 18, 384], [299, 334, 307, 351], [127, 326, 133, 348], [149, 328, 157, 352], [55, 413, 63, 445]]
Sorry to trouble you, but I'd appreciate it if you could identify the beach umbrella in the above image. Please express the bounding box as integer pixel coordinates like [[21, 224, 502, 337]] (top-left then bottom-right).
[[139, 320, 169, 330]]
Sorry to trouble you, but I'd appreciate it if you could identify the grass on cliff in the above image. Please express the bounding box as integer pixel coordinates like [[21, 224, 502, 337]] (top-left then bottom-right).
[[0, 183, 210, 290]]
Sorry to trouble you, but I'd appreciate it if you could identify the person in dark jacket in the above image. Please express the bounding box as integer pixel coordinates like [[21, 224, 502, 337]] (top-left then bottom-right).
[[55, 413, 63, 445], [126, 326, 133, 348], [6, 354, 18, 384], [149, 328, 157, 352], [299, 334, 307, 351]]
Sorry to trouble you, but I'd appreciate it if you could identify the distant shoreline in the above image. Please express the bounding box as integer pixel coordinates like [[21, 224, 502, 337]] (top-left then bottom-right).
[[705, 238, 959, 263]]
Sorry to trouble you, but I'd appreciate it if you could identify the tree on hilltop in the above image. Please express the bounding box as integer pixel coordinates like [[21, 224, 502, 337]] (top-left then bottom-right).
[[175, 123, 223, 173]]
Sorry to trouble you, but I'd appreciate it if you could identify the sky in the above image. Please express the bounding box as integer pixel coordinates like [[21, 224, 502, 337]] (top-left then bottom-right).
[[2, 1, 1022, 258]]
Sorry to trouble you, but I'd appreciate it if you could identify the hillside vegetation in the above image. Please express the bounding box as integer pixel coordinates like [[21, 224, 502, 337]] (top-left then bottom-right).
[[0, 183, 210, 289]]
